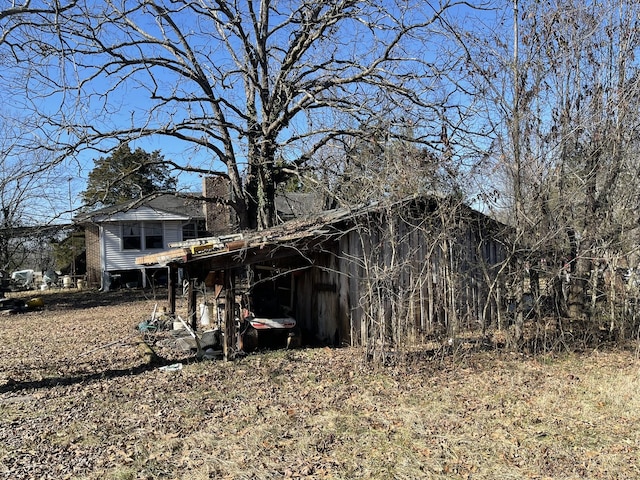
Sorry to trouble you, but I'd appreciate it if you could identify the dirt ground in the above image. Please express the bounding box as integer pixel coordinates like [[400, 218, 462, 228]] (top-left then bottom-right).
[[1, 288, 640, 479]]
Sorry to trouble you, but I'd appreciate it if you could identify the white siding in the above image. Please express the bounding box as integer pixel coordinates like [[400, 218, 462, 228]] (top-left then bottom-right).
[[164, 224, 182, 245], [103, 220, 186, 271]]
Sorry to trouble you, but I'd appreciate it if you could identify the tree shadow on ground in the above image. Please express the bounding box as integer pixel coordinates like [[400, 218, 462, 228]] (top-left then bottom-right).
[[22, 288, 172, 312], [0, 354, 197, 395]]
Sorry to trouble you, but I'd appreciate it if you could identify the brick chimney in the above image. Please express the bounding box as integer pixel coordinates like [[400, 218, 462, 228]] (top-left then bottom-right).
[[202, 176, 236, 234]]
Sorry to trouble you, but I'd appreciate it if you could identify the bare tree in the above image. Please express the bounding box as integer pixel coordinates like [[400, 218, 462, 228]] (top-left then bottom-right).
[[0, 116, 66, 272], [447, 0, 640, 345], [540, 1, 640, 333], [0, 0, 468, 230]]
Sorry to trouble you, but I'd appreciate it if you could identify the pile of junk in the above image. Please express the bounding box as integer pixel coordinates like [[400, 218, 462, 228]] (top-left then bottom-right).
[[137, 293, 301, 360]]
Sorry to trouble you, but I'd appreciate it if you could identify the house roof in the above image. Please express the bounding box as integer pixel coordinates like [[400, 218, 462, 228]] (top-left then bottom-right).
[[76, 192, 324, 224], [275, 192, 325, 221], [75, 194, 205, 223]]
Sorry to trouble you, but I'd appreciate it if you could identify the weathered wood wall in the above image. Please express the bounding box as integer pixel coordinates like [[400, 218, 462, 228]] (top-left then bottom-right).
[[291, 201, 506, 348]]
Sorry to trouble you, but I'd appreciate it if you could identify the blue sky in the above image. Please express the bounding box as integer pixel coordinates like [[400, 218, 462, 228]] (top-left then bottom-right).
[[1, 0, 508, 224]]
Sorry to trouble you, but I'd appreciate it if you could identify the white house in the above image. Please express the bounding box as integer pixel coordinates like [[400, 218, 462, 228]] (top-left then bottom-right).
[[76, 175, 323, 290], [77, 194, 212, 290]]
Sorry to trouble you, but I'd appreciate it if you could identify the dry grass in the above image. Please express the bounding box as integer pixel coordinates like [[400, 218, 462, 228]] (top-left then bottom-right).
[[1, 289, 640, 479]]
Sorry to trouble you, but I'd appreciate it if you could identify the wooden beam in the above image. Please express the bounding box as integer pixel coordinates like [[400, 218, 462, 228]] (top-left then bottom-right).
[[193, 244, 309, 271], [223, 269, 236, 361], [187, 278, 198, 332], [168, 265, 177, 315]]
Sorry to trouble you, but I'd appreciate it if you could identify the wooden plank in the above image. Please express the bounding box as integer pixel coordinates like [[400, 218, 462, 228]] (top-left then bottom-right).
[[168, 265, 177, 315], [223, 270, 236, 361], [168, 233, 244, 248], [135, 248, 190, 266], [187, 278, 197, 332]]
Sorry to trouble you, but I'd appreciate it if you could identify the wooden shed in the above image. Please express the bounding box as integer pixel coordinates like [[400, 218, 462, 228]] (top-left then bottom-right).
[[136, 195, 508, 358]]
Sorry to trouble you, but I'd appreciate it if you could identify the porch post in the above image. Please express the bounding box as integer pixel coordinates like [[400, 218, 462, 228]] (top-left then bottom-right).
[[140, 268, 147, 288]]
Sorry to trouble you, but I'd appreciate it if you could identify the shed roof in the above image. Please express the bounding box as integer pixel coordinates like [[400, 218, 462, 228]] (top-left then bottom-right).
[[135, 195, 446, 269]]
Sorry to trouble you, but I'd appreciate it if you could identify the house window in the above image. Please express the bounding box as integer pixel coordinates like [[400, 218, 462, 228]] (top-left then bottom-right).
[[182, 220, 207, 240], [122, 223, 141, 250], [145, 222, 164, 249]]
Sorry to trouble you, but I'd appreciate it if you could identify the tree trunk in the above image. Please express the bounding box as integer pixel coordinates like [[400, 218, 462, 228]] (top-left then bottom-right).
[[568, 256, 590, 320], [244, 138, 277, 230]]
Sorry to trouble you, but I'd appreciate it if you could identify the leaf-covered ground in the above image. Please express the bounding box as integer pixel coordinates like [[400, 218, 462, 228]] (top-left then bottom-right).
[[1, 289, 640, 479]]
